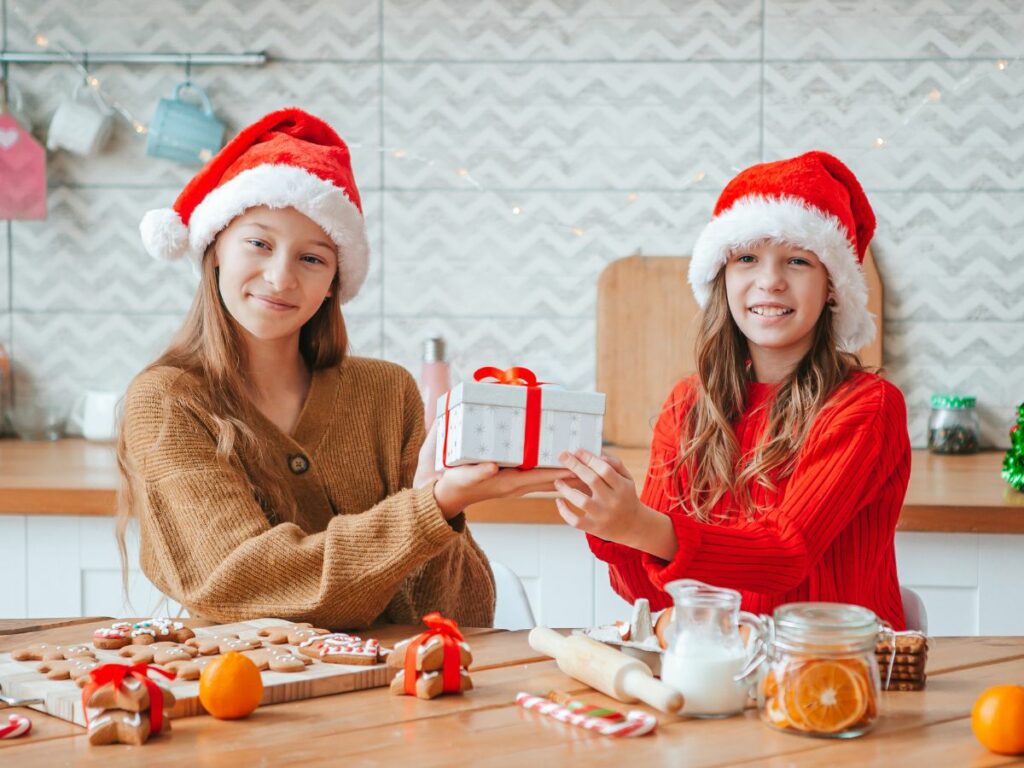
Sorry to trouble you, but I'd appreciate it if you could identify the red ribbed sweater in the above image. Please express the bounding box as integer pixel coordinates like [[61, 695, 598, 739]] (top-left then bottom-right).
[[588, 371, 911, 630]]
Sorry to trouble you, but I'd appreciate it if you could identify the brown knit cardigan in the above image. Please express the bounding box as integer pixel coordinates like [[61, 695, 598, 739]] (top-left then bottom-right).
[[121, 355, 495, 629]]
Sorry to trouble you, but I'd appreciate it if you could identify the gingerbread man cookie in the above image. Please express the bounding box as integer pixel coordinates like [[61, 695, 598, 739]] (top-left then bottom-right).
[[159, 659, 203, 681], [120, 642, 198, 666], [387, 635, 473, 672], [36, 658, 99, 684], [13, 643, 96, 662], [389, 668, 473, 700], [186, 634, 262, 656], [257, 623, 329, 646], [242, 647, 313, 673]]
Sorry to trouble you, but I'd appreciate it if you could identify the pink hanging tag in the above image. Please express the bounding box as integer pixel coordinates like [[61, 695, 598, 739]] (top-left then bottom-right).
[[0, 113, 47, 220]]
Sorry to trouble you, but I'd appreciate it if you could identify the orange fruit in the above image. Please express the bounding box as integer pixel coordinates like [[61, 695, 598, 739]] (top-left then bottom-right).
[[199, 651, 264, 720], [972, 685, 1024, 755], [784, 660, 867, 734]]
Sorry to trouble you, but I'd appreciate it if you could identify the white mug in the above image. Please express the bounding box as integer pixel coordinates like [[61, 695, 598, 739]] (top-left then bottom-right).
[[69, 390, 121, 441], [47, 83, 114, 156]]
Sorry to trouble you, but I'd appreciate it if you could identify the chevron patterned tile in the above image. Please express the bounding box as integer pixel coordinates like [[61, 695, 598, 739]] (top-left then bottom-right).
[[382, 62, 761, 189], [9, 311, 184, 404], [383, 0, 761, 61], [765, 0, 1024, 60], [382, 315, 596, 393], [11, 186, 198, 313], [6, 0, 379, 59], [344, 314, 385, 359], [871, 191, 1024, 321], [0, 225, 9, 314], [764, 59, 1024, 191], [382, 189, 717, 317], [886, 320, 1024, 447], [8, 60, 381, 188]]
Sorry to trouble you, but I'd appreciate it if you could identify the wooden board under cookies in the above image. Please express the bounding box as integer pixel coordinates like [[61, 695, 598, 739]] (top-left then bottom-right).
[[0, 618, 396, 726]]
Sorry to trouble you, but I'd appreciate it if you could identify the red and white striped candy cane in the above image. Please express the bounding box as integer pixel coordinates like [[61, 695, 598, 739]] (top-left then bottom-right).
[[515, 692, 657, 737], [0, 713, 31, 739]]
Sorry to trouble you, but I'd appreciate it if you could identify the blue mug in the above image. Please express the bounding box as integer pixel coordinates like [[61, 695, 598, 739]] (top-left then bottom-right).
[[146, 82, 224, 166]]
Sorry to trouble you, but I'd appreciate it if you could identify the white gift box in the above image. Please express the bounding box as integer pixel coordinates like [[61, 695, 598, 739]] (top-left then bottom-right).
[[434, 382, 606, 470]]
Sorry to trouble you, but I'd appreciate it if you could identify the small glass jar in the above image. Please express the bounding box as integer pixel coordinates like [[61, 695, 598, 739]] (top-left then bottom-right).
[[928, 395, 981, 455], [756, 603, 881, 739]]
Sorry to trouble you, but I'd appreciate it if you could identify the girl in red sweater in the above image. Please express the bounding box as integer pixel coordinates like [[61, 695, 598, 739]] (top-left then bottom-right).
[[556, 152, 911, 629]]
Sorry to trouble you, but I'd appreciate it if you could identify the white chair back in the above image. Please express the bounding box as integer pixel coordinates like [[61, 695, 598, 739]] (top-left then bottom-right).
[[490, 561, 536, 630], [901, 586, 928, 634]]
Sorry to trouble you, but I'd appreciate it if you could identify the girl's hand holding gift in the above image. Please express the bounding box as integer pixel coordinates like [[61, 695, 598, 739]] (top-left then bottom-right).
[[418, 420, 574, 520], [554, 450, 677, 561]]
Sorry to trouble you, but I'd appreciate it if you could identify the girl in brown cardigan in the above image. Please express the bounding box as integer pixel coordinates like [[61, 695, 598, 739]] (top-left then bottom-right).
[[117, 108, 567, 629]]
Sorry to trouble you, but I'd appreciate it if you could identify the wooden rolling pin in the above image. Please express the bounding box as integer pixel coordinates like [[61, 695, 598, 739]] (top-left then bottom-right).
[[528, 627, 683, 714]]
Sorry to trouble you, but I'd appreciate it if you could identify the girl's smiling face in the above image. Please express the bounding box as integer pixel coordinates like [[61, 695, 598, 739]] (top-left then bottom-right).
[[214, 205, 338, 344], [724, 240, 830, 364]]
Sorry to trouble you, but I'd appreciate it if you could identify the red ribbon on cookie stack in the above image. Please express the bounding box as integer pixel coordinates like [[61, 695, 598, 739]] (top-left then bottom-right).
[[441, 365, 545, 470], [81, 663, 176, 732], [403, 613, 464, 696]]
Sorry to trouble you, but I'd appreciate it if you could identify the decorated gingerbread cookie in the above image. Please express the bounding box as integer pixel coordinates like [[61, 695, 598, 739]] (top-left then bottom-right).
[[85, 675, 178, 713], [186, 634, 262, 656], [119, 641, 198, 666], [93, 622, 133, 650], [36, 658, 99, 684], [13, 642, 96, 662], [298, 634, 382, 664], [256, 623, 329, 646], [242, 647, 314, 673], [129, 619, 195, 645]]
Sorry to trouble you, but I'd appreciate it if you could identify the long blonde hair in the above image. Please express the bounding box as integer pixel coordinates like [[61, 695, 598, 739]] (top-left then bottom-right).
[[672, 271, 863, 522], [115, 241, 348, 578]]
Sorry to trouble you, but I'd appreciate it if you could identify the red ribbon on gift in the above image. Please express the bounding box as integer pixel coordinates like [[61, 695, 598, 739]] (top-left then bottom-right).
[[81, 663, 176, 733], [440, 366, 545, 470], [404, 612, 465, 696]]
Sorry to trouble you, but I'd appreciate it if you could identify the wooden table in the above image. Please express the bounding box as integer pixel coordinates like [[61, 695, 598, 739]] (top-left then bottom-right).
[[2, 619, 1023, 765], [2, 438, 1023, 532]]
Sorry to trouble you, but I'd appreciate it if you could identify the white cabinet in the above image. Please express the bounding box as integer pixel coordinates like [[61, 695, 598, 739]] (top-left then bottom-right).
[[1, 515, 181, 620]]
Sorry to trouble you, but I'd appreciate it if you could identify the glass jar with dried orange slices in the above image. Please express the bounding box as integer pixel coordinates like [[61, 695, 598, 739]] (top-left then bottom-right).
[[755, 603, 882, 739]]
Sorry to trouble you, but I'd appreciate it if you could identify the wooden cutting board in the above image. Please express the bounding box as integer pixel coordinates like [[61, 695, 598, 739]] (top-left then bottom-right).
[[0, 618, 395, 726], [596, 249, 884, 447]]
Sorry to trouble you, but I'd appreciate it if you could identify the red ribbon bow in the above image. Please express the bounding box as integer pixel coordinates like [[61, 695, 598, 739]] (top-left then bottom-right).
[[440, 365, 545, 470], [81, 663, 176, 733], [404, 612, 465, 696]]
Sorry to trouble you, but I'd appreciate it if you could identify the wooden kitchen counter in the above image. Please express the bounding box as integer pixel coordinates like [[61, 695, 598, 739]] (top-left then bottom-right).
[[1, 618, 1023, 766], [1, 438, 1022, 533]]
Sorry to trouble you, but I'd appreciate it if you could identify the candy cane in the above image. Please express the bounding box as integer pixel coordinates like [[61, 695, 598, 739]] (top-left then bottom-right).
[[515, 693, 657, 737], [0, 714, 32, 739]]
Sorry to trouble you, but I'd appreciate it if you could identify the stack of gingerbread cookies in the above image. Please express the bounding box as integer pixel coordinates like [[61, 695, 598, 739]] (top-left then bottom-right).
[[83, 666, 176, 746], [388, 617, 473, 700], [875, 632, 928, 691]]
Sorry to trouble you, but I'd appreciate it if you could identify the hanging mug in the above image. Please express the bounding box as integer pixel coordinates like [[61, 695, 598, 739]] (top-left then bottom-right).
[[47, 82, 114, 156], [146, 82, 224, 166], [68, 390, 121, 441]]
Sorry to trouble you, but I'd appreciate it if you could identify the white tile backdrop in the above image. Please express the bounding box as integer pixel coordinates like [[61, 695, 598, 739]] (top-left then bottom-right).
[[1, 0, 1022, 446]]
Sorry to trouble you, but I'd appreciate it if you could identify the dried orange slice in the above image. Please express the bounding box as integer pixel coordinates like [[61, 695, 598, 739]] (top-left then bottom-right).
[[785, 660, 867, 734]]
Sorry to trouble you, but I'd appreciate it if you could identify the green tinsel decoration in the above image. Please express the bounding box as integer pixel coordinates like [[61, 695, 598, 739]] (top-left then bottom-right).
[[1002, 402, 1024, 492]]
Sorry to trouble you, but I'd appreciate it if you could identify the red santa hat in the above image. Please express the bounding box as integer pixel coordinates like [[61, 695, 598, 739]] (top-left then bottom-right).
[[140, 107, 369, 304], [690, 151, 877, 351]]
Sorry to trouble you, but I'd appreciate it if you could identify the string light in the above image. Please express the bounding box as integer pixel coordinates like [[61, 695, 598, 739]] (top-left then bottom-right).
[[626, 192, 639, 202], [997, 59, 1009, 71], [511, 206, 522, 215], [874, 137, 886, 148], [927, 88, 941, 102]]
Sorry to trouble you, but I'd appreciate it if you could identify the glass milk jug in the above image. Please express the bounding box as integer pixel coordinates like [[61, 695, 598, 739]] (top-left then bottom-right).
[[660, 579, 763, 718]]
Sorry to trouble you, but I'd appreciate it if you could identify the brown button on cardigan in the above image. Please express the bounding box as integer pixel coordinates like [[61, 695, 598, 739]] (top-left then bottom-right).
[[121, 355, 495, 629]]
